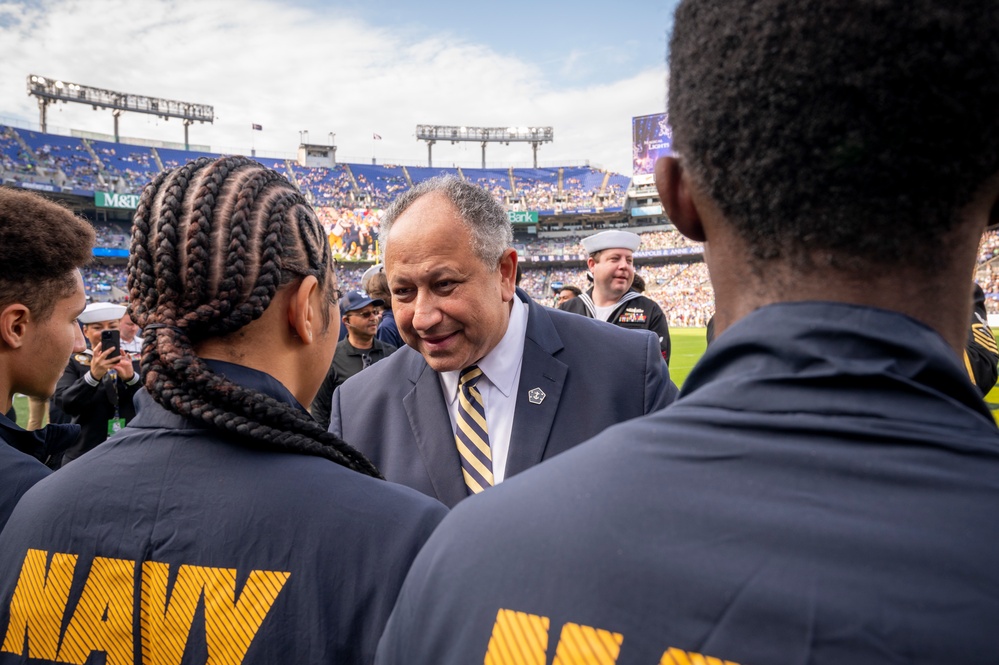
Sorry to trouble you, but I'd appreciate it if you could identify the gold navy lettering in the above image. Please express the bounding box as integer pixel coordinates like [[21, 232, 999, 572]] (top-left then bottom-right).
[[1, 549, 290, 665], [484, 609, 741, 665]]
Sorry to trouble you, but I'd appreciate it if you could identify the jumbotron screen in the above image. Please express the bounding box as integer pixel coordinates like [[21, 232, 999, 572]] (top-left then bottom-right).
[[632, 112, 673, 175]]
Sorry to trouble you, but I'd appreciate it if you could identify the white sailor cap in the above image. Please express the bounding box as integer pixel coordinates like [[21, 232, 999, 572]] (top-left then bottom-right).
[[78, 302, 126, 325], [360, 263, 383, 291], [581, 230, 641, 255]]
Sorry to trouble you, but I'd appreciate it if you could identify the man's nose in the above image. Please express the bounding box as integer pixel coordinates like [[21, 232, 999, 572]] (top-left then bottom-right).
[[411, 292, 443, 331]]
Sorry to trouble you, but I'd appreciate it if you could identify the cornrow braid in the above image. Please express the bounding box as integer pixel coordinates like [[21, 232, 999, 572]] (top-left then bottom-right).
[[127, 156, 382, 477]]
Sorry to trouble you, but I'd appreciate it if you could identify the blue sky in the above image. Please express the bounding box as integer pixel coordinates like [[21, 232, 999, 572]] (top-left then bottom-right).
[[325, 0, 677, 87], [0, 0, 681, 174]]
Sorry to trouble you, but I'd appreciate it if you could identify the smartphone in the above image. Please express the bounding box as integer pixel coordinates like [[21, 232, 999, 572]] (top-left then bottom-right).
[[101, 329, 121, 359]]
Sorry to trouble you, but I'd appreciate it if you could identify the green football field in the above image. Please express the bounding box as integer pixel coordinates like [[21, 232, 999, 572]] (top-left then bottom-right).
[[11, 327, 999, 424]]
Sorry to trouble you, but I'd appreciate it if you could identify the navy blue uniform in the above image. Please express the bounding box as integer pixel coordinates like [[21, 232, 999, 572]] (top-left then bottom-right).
[[560, 289, 671, 363], [55, 352, 141, 465], [375, 310, 403, 349], [0, 415, 52, 535], [0, 362, 447, 664], [377, 302, 999, 665]]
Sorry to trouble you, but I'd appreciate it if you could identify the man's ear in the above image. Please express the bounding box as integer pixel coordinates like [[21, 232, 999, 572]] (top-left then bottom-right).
[[656, 156, 706, 243], [0, 304, 30, 349], [498, 248, 518, 301], [288, 276, 320, 344]]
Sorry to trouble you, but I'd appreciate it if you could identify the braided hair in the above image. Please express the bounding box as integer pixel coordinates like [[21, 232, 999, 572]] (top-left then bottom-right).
[[127, 156, 381, 477]]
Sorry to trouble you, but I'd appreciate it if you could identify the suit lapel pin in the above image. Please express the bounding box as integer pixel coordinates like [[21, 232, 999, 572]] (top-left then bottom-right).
[[528, 387, 546, 405]]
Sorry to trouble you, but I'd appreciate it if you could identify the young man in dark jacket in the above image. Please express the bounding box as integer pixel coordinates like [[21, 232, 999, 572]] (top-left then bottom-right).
[[0, 187, 92, 529]]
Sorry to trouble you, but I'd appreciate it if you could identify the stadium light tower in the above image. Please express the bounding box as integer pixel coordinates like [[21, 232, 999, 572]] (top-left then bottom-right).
[[26, 75, 214, 149], [416, 125, 553, 168]]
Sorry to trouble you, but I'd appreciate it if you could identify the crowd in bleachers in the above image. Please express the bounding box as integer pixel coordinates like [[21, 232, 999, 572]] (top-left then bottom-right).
[[518, 262, 714, 327], [81, 263, 127, 300], [93, 221, 131, 249], [1, 125, 634, 217], [90, 141, 159, 192], [5, 124, 716, 326], [516, 230, 702, 261], [977, 230, 999, 313], [352, 164, 408, 209], [293, 165, 354, 208], [21, 132, 101, 191]]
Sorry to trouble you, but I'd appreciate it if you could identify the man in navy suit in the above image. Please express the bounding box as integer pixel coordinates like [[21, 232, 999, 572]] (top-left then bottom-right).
[[329, 175, 676, 507]]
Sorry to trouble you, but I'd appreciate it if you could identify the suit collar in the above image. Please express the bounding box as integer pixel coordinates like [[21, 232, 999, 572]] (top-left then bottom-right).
[[397, 289, 570, 503], [505, 289, 568, 478]]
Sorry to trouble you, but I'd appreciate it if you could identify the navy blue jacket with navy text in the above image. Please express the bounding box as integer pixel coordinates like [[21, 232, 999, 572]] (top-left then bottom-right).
[[0, 361, 448, 664]]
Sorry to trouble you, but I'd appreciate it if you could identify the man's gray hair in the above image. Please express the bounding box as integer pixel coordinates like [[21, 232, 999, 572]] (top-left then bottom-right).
[[379, 175, 513, 266]]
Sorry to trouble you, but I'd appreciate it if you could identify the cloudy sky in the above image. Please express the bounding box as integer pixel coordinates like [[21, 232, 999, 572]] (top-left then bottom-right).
[[0, 0, 679, 175]]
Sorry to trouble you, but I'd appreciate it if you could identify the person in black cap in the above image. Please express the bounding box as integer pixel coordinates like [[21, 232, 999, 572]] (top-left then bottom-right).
[[311, 290, 396, 429]]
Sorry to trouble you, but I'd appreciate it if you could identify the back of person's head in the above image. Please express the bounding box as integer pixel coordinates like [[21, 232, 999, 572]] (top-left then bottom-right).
[[367, 270, 391, 306], [379, 175, 512, 266], [128, 156, 379, 476], [0, 187, 94, 319], [669, 0, 999, 274]]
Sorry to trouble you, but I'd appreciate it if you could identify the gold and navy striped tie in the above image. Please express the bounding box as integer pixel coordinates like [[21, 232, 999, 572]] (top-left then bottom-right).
[[455, 365, 494, 494]]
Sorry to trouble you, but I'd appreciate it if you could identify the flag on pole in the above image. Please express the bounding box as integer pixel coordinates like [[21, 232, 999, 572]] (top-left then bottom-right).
[[252, 123, 263, 131], [373, 133, 382, 140]]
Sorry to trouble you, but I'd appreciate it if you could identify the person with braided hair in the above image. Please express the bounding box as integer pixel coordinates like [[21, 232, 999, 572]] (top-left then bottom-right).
[[0, 156, 447, 664]]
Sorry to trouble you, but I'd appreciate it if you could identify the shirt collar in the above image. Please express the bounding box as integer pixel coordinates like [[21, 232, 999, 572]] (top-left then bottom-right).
[[680, 301, 995, 425], [203, 359, 310, 414], [440, 298, 529, 404]]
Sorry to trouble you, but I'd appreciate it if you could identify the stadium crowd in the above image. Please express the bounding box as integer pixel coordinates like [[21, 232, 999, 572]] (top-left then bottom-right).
[[2, 3, 999, 663]]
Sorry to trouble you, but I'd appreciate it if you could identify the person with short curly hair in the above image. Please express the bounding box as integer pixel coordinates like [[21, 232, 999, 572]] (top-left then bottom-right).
[[0, 187, 92, 528]]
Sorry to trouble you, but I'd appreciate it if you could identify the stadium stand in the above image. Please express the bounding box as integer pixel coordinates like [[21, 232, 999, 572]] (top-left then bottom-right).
[[350, 163, 408, 208], [291, 163, 355, 207], [89, 139, 160, 193], [404, 165, 457, 185], [156, 146, 221, 172], [0, 123, 725, 325], [19, 131, 100, 193], [462, 167, 513, 201]]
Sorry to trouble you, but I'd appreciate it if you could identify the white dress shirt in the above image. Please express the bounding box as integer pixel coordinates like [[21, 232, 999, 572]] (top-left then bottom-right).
[[439, 298, 529, 484]]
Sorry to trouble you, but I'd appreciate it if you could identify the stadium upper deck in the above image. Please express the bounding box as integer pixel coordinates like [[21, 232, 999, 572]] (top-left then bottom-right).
[[0, 125, 630, 216]]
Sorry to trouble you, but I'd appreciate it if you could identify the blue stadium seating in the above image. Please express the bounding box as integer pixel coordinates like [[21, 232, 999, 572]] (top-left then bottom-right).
[[89, 139, 159, 193], [350, 163, 408, 208]]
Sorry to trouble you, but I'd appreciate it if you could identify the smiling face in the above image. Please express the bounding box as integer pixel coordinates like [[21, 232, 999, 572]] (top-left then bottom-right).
[[385, 192, 517, 372], [588, 248, 635, 304]]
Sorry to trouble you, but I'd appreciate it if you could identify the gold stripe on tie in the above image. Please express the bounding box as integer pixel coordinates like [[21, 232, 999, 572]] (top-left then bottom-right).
[[455, 365, 493, 494]]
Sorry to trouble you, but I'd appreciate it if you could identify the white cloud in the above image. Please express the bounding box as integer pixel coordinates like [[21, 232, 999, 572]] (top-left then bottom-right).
[[0, 0, 666, 174]]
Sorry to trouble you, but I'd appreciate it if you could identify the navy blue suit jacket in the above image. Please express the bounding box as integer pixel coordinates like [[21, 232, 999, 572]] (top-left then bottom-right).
[[329, 289, 677, 507]]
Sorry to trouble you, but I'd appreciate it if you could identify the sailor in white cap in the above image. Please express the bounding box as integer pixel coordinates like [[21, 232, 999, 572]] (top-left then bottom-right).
[[560, 229, 672, 363], [54, 301, 141, 466]]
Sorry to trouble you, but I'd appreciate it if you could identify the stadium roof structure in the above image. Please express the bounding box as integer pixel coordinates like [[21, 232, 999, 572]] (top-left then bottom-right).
[[27, 75, 214, 149], [416, 124, 553, 169]]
